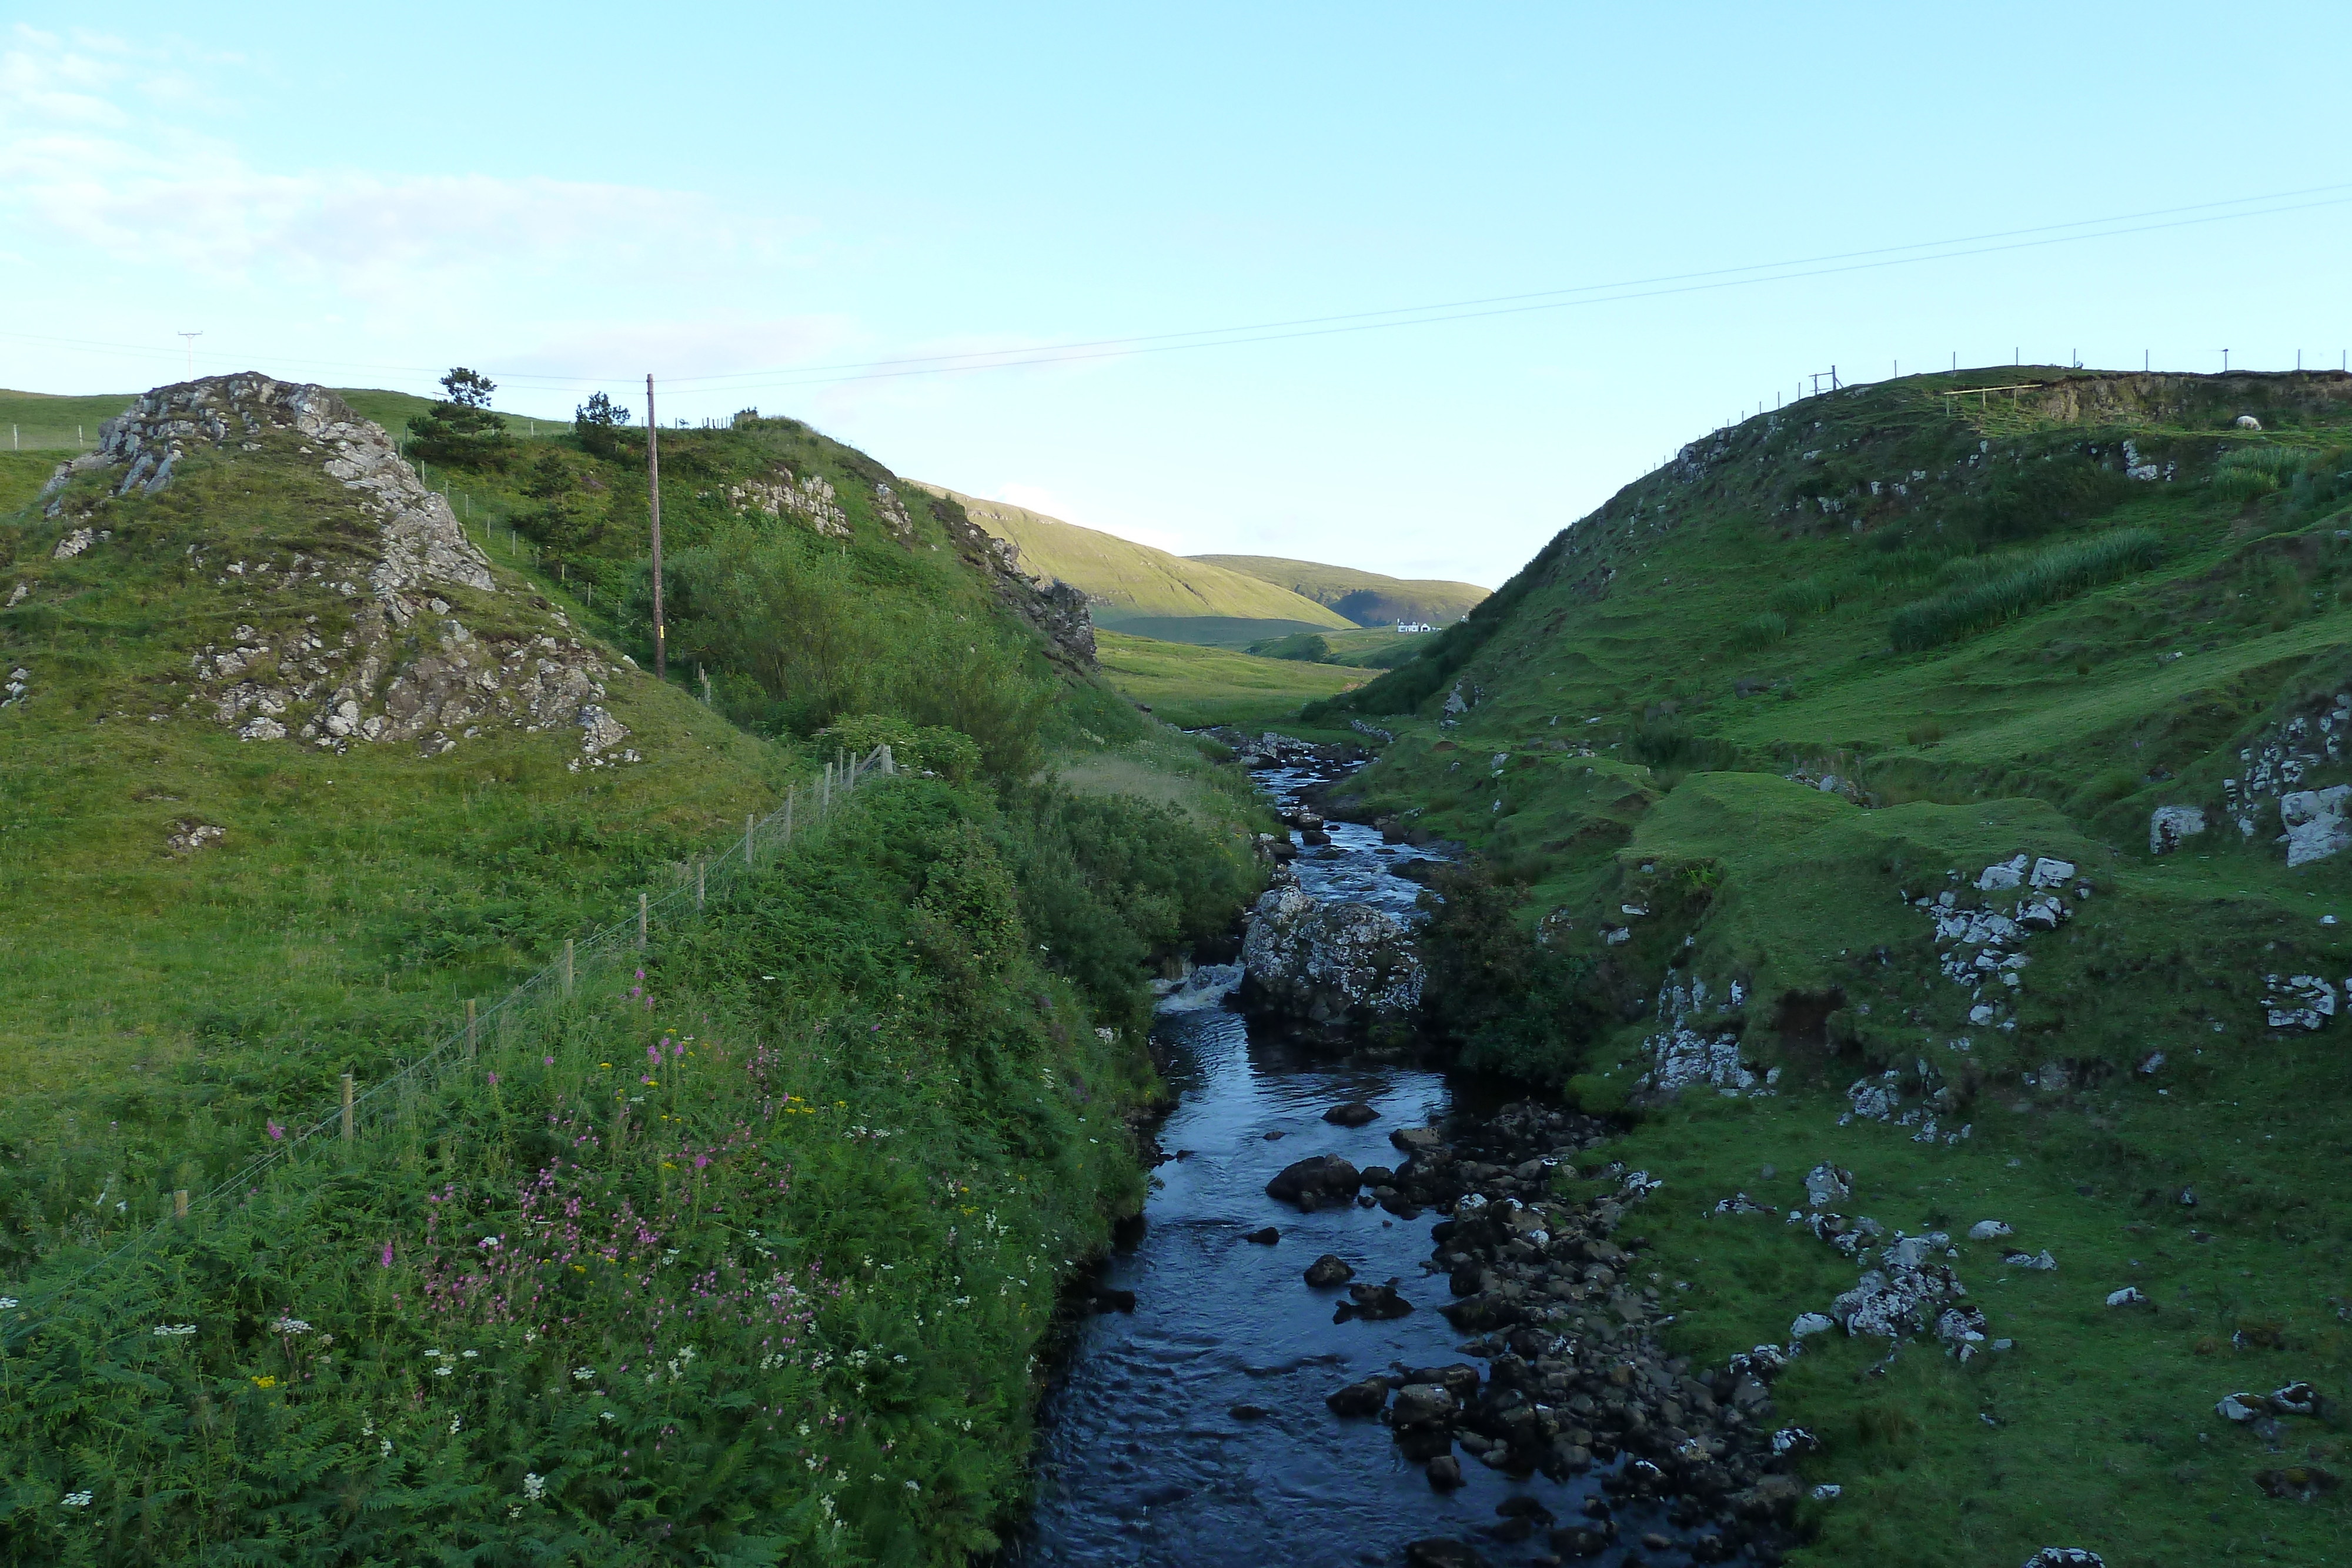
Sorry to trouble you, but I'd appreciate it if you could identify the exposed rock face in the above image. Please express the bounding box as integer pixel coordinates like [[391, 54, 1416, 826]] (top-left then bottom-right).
[[1238, 881, 1424, 1039], [2223, 690, 2350, 854], [726, 469, 850, 538], [32, 376, 639, 766], [917, 497, 1097, 670]]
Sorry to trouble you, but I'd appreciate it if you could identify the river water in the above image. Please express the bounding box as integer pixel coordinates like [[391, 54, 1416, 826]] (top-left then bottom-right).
[[1003, 763, 1586, 1567]]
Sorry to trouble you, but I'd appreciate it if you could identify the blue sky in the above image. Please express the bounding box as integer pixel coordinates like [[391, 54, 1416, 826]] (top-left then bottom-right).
[[5, 4, 2349, 585]]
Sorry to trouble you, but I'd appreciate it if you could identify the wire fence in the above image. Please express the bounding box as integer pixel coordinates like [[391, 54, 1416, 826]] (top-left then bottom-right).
[[2, 743, 899, 1337]]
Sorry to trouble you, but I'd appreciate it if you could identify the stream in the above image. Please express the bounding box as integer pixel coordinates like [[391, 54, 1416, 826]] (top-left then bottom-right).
[[1001, 759, 1705, 1567]]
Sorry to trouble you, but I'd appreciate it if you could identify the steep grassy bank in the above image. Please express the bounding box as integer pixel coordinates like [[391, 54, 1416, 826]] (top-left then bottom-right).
[[0, 376, 1269, 1563], [1308, 369, 2352, 1564]]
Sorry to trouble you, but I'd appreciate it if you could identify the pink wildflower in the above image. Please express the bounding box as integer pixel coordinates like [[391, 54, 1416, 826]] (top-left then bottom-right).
[[266, 1120, 285, 1142]]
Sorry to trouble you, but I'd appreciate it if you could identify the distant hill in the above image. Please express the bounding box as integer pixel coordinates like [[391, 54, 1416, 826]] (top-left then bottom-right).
[[1190, 554, 1489, 627], [917, 486, 1354, 639]]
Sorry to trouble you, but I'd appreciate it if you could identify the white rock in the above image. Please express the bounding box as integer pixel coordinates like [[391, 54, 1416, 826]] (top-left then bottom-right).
[[2236, 414, 2262, 430], [1977, 854, 2029, 890], [2028, 857, 2076, 888], [2215, 1393, 2261, 1422], [1967, 1220, 2013, 1241], [2149, 805, 2207, 854], [2105, 1286, 2149, 1308], [1810, 1483, 1842, 1501], [1790, 1312, 1836, 1339], [2263, 972, 2337, 1031], [2020, 1552, 2106, 1568], [2280, 785, 2351, 867], [1803, 1162, 1852, 1208]]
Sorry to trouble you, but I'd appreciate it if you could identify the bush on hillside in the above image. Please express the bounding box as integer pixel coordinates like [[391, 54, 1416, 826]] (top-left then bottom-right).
[[1415, 860, 1604, 1082], [1952, 454, 2135, 545], [573, 390, 632, 460], [405, 367, 520, 472], [818, 713, 982, 783], [659, 529, 1054, 780]]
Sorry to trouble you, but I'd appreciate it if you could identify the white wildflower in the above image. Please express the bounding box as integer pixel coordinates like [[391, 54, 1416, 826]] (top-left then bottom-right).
[[904, 1480, 919, 1492], [434, 1365, 453, 1377], [522, 1472, 546, 1502], [151, 1323, 196, 1337], [61, 1490, 93, 1509], [270, 1317, 312, 1334], [380, 1437, 394, 1457], [0, 1296, 19, 1309], [460, 1349, 478, 1359], [572, 1366, 597, 1382], [449, 1415, 462, 1435]]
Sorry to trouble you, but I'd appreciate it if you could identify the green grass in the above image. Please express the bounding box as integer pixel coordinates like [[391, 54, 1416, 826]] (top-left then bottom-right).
[[1186, 553, 1489, 627], [1296, 367, 2352, 1567], [1093, 628, 1365, 727], [915, 486, 1352, 630], [1890, 527, 2165, 651], [2, 774, 1262, 1562]]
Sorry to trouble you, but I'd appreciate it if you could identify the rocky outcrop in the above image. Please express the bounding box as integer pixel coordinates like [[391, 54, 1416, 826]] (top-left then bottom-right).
[[920, 495, 1097, 670], [1238, 880, 1424, 1039], [29, 376, 638, 766]]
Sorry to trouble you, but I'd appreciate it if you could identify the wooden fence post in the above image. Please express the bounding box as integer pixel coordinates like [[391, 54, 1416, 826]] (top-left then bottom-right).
[[340, 1074, 356, 1141], [822, 763, 831, 810], [637, 892, 649, 948], [744, 813, 755, 866], [563, 938, 575, 997], [465, 998, 477, 1060], [173, 1189, 189, 1220], [696, 857, 706, 911], [784, 787, 794, 844]]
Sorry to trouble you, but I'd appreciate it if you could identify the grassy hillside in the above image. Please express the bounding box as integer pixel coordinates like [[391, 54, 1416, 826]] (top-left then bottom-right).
[[917, 485, 1353, 637], [1190, 553, 1488, 627], [1094, 628, 1365, 728], [0, 376, 1268, 1562], [1308, 366, 2352, 1566]]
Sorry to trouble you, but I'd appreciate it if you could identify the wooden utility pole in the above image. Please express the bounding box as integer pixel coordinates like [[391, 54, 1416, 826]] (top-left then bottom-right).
[[646, 374, 667, 678]]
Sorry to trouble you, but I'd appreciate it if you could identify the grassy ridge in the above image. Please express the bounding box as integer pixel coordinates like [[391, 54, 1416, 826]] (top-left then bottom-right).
[[1301, 368, 2352, 1566], [0, 386, 560, 455], [916, 486, 1352, 634], [1188, 553, 1489, 627]]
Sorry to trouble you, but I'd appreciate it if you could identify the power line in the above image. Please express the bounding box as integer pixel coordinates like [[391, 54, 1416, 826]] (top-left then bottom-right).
[[5, 180, 2349, 396]]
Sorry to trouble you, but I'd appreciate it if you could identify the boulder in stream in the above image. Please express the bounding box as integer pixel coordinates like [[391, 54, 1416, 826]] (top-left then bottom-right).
[[1238, 884, 1424, 1041], [1266, 1154, 1361, 1209]]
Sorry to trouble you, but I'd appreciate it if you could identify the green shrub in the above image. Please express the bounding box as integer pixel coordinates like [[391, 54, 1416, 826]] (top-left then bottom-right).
[[1889, 527, 2162, 651], [1415, 860, 1605, 1081], [818, 713, 982, 783], [1733, 611, 1791, 649]]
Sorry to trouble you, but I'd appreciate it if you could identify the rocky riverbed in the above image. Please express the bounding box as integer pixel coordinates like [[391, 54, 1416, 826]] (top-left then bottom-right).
[[1001, 745, 1813, 1567]]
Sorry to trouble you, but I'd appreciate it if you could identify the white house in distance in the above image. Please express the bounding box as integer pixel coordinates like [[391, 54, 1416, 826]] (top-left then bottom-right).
[[1395, 620, 1436, 633]]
